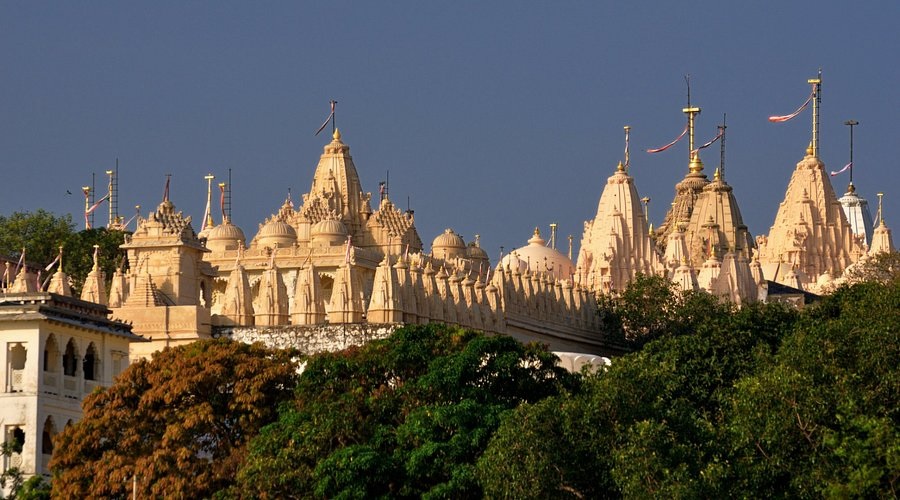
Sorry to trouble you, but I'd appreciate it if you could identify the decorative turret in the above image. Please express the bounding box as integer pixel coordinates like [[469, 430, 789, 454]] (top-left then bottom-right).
[[80, 245, 107, 305], [47, 247, 72, 297], [328, 259, 365, 324], [107, 267, 128, 307], [291, 263, 327, 325], [869, 193, 894, 255], [254, 255, 289, 326], [367, 255, 404, 323], [219, 262, 254, 326]]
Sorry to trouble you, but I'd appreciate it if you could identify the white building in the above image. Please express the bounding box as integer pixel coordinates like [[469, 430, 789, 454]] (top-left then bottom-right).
[[0, 292, 144, 490]]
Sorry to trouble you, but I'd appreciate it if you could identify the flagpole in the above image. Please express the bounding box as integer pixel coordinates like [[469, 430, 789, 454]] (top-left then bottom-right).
[[844, 119, 858, 190], [331, 100, 336, 135], [623, 125, 631, 172], [682, 75, 701, 167], [808, 69, 822, 157]]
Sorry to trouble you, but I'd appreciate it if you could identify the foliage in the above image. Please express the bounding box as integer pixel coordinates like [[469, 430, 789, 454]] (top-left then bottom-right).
[[726, 279, 900, 497], [0, 210, 128, 293], [0, 210, 74, 270], [596, 273, 727, 347], [844, 250, 900, 285], [232, 324, 577, 499], [0, 443, 49, 500], [60, 227, 128, 295], [49, 339, 300, 499], [481, 278, 900, 498]]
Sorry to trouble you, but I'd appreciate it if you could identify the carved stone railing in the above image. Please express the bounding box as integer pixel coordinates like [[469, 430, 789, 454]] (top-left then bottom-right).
[[63, 375, 79, 398], [43, 372, 59, 395], [84, 380, 98, 394], [9, 369, 24, 392]]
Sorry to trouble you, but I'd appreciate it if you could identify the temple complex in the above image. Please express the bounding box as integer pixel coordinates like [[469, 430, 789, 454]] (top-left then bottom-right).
[[10, 73, 893, 362]]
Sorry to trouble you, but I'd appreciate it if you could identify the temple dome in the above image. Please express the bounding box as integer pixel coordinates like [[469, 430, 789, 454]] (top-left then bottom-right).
[[432, 228, 466, 260], [310, 218, 348, 245], [502, 228, 576, 280], [466, 241, 489, 261], [254, 218, 297, 249], [205, 219, 246, 252]]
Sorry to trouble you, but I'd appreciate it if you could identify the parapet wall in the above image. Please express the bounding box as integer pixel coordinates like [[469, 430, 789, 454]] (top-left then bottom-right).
[[213, 323, 400, 355]]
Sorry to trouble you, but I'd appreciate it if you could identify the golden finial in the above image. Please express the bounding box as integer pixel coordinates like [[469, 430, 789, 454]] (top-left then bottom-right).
[[806, 142, 814, 157], [616, 160, 625, 172], [533, 227, 541, 237], [333, 128, 342, 141], [689, 151, 704, 174], [713, 168, 721, 181]]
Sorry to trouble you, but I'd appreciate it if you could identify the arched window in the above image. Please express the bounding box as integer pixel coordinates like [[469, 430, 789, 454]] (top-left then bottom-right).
[[83, 343, 99, 381], [41, 416, 56, 454], [63, 339, 79, 377], [9, 427, 25, 454], [7, 343, 26, 392], [44, 335, 60, 373]]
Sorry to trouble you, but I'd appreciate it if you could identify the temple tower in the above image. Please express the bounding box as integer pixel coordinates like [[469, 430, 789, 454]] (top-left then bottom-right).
[[577, 127, 660, 293]]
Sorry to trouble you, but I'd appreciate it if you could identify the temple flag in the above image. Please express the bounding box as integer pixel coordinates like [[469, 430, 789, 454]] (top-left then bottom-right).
[[44, 248, 62, 272], [646, 124, 688, 153], [315, 100, 336, 136], [830, 162, 852, 177], [692, 128, 724, 155], [768, 87, 815, 123], [219, 183, 227, 220]]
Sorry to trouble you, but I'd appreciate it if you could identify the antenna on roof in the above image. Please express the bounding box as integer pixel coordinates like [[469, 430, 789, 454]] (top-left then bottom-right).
[[227, 168, 233, 220], [719, 114, 727, 179]]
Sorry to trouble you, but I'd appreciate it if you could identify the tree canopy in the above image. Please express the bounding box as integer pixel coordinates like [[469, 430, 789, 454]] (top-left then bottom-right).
[[478, 267, 900, 498], [49, 339, 300, 499], [232, 324, 577, 499], [0, 210, 127, 294]]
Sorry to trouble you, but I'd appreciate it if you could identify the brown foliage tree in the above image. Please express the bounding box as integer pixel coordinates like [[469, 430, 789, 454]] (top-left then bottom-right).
[[49, 339, 299, 498]]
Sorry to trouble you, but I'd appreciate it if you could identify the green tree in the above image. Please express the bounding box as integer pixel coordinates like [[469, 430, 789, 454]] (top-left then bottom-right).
[[726, 280, 900, 497], [0, 210, 128, 293], [60, 227, 128, 295], [478, 299, 798, 498], [844, 250, 900, 285], [49, 339, 300, 498], [0, 210, 74, 270], [233, 324, 577, 499]]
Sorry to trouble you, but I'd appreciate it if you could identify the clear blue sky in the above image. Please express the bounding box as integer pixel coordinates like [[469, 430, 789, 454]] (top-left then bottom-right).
[[2, 2, 898, 260]]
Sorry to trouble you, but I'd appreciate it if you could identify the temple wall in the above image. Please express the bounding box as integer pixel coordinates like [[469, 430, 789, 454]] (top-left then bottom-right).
[[214, 323, 399, 355]]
